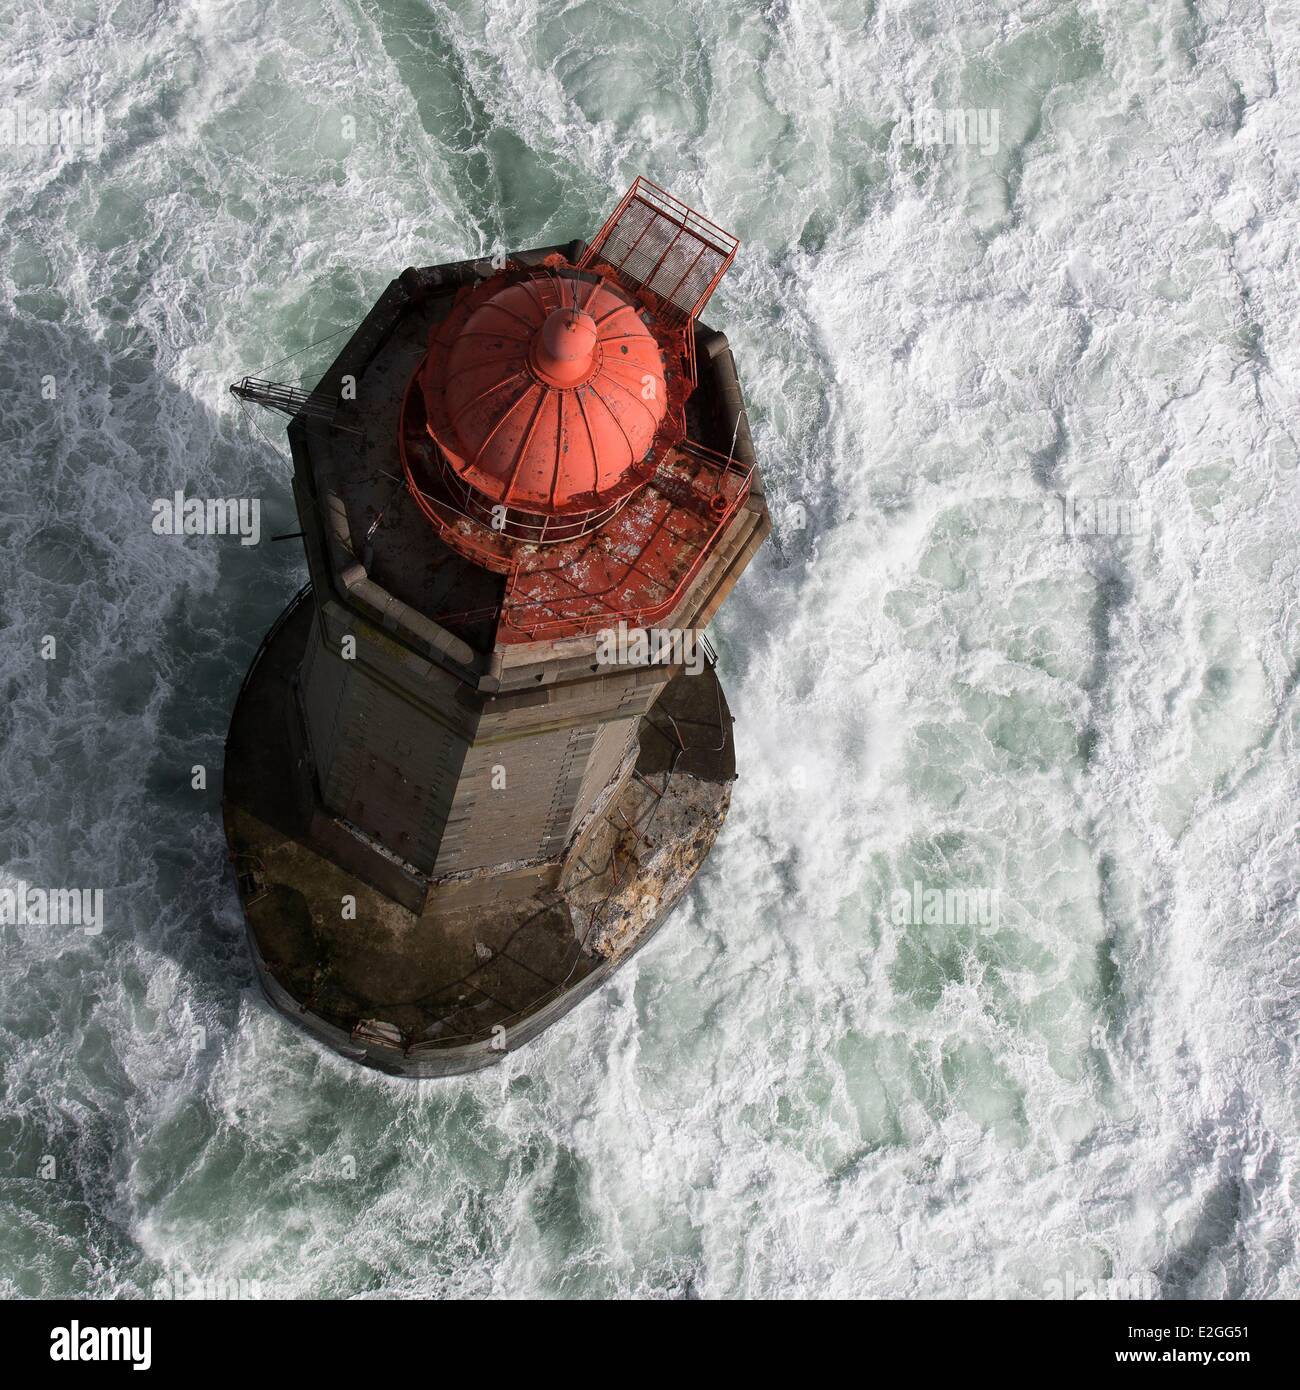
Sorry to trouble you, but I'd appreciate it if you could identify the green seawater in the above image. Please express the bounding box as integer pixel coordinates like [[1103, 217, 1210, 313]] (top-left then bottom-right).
[[0, 0, 1296, 1299]]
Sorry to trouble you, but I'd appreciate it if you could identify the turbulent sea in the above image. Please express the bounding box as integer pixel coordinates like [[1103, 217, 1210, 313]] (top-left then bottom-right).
[[1, 0, 1298, 1299]]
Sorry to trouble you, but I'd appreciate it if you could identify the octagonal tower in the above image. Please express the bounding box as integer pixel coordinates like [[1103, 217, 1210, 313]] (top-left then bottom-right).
[[224, 180, 769, 1076]]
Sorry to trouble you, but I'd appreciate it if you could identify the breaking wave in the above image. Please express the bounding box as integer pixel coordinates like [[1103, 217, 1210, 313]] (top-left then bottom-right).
[[0, 0, 1296, 1298]]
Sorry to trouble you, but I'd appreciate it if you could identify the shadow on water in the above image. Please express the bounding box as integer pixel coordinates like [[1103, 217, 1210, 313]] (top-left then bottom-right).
[[0, 304, 309, 1294]]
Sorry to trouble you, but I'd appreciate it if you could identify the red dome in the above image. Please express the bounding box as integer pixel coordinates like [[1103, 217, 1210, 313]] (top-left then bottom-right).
[[424, 274, 669, 514]]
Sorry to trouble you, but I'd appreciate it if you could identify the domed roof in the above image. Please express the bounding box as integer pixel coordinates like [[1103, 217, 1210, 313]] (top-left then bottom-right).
[[425, 274, 669, 515]]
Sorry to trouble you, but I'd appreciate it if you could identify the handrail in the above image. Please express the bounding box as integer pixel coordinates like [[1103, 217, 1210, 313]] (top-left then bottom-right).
[[579, 176, 738, 326], [422, 453, 754, 639], [234, 582, 313, 704], [502, 463, 753, 640]]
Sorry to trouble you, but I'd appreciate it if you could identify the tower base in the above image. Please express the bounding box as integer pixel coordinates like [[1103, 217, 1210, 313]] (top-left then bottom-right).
[[222, 588, 737, 1078]]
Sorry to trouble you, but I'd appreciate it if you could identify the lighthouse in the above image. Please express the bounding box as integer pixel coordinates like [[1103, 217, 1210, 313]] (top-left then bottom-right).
[[224, 179, 769, 1076]]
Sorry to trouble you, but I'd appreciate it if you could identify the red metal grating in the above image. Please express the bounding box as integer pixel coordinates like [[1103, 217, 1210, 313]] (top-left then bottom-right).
[[400, 366, 754, 644], [579, 177, 738, 327]]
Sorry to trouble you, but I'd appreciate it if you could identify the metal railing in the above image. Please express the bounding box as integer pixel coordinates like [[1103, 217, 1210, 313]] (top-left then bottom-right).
[[501, 459, 754, 640], [232, 582, 313, 705], [431, 443, 639, 545], [417, 444, 754, 641], [229, 378, 361, 434], [579, 177, 739, 326]]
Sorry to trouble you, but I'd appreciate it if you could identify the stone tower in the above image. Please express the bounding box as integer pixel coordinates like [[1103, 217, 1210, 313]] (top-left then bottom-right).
[[224, 179, 769, 1075]]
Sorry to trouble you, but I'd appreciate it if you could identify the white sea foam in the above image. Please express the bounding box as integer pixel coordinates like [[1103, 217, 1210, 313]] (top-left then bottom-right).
[[0, 0, 1296, 1300]]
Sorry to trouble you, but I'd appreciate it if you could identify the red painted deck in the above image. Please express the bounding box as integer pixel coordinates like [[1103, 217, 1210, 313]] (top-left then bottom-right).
[[397, 178, 748, 647], [400, 371, 750, 643]]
